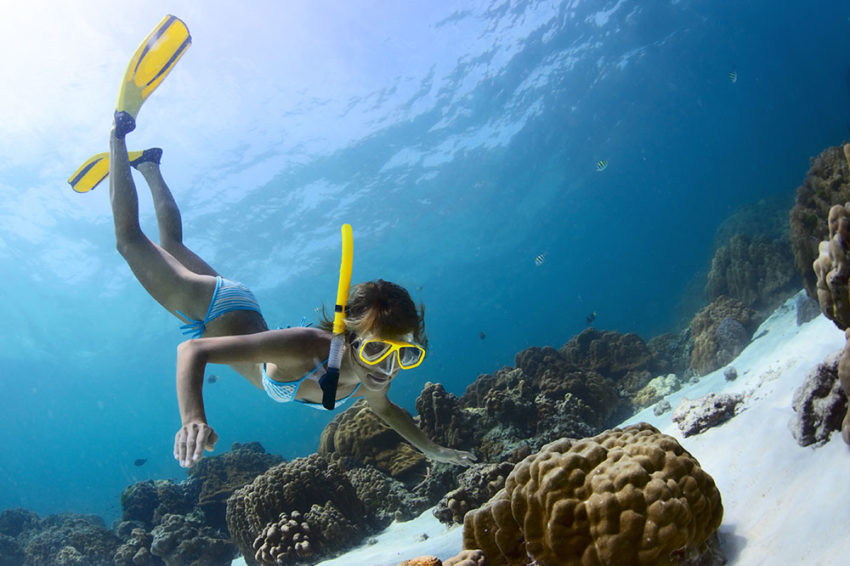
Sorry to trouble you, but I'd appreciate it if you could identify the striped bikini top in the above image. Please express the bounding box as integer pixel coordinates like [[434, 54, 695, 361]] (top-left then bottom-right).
[[261, 359, 361, 410]]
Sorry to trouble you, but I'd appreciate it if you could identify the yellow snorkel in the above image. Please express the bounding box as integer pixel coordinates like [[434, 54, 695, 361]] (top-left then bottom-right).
[[319, 224, 354, 409]]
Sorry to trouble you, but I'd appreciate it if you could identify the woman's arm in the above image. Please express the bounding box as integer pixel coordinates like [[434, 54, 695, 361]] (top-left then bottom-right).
[[363, 388, 476, 466], [172, 327, 323, 467], [173, 339, 218, 467]]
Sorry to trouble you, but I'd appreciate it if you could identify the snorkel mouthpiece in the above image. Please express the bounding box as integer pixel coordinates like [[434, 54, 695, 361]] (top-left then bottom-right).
[[319, 224, 353, 409]]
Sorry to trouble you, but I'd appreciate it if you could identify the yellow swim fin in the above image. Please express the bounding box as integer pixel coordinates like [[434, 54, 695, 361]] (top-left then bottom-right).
[[68, 150, 146, 193], [115, 15, 191, 133]]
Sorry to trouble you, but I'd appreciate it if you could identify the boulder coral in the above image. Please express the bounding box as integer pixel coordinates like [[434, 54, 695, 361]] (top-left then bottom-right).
[[226, 454, 369, 566], [415, 381, 474, 450], [187, 441, 284, 532], [149, 513, 236, 566], [462, 423, 723, 566], [318, 399, 428, 482]]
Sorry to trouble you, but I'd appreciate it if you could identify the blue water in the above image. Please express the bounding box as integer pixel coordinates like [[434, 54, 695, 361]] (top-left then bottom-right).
[[1, 0, 848, 522]]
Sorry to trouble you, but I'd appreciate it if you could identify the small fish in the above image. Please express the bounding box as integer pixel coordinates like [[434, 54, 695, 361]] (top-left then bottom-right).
[[206, 374, 218, 384], [586, 311, 597, 325], [595, 159, 608, 172], [479, 331, 486, 340], [728, 70, 737, 83], [534, 253, 547, 267], [133, 459, 147, 467]]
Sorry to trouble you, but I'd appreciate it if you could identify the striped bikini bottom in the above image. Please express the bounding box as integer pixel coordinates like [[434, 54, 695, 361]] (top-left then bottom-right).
[[177, 276, 262, 338]]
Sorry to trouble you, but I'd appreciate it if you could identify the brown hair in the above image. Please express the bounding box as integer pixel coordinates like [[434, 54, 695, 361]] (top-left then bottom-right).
[[318, 279, 428, 348]]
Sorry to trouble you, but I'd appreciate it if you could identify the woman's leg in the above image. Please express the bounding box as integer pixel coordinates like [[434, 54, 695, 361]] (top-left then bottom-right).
[[133, 156, 219, 277], [109, 129, 214, 320]]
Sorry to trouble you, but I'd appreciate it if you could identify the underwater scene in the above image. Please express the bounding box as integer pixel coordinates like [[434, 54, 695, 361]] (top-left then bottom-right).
[[2, 0, 850, 565]]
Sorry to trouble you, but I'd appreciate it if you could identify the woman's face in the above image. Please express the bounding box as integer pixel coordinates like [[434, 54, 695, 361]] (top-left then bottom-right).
[[346, 331, 408, 390]]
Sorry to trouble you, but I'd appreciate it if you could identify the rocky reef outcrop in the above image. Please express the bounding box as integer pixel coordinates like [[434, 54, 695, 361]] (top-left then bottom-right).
[[790, 351, 848, 446], [789, 144, 850, 299], [705, 233, 799, 317], [689, 296, 757, 375]]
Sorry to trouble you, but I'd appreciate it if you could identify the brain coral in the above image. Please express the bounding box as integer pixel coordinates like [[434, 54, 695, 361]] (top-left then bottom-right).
[[462, 423, 723, 566]]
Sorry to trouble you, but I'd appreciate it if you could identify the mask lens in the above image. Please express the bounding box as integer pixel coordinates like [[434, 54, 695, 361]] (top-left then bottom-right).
[[361, 340, 390, 362], [398, 346, 423, 367]]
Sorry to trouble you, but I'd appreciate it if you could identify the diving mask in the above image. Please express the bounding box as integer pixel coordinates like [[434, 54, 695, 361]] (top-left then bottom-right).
[[350, 334, 426, 371]]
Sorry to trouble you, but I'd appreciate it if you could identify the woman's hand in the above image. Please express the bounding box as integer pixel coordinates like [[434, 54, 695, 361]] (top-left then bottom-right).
[[174, 421, 218, 468], [429, 446, 477, 467]]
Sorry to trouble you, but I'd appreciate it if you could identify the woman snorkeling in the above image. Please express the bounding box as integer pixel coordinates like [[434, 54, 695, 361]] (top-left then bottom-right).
[[106, 119, 475, 469], [74, 15, 474, 470]]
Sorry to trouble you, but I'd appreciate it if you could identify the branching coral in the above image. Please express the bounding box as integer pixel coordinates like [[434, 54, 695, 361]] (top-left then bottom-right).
[[462, 423, 723, 566]]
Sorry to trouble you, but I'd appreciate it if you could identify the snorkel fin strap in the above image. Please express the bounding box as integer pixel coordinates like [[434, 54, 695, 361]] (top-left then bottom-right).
[[319, 224, 353, 410]]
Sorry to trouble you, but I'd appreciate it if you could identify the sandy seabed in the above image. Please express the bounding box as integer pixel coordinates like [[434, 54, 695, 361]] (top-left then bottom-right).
[[235, 292, 850, 566]]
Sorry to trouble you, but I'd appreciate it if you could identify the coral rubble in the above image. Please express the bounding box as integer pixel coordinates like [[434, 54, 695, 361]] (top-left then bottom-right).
[[671, 393, 744, 437]]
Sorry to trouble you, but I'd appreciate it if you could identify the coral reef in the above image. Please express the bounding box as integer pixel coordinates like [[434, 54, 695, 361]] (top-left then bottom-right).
[[120, 479, 198, 528], [442, 550, 487, 566], [689, 296, 756, 375], [113, 527, 162, 566], [0, 534, 25, 566], [457, 340, 640, 462], [836, 335, 850, 444], [790, 351, 848, 446], [345, 464, 432, 524], [149, 513, 236, 566], [632, 373, 682, 410], [399, 557, 441, 566], [813, 203, 850, 329], [226, 454, 370, 566], [319, 399, 428, 482], [671, 393, 745, 437], [789, 144, 850, 299], [415, 382, 474, 450], [807, 198, 850, 444], [433, 462, 515, 525], [20, 514, 121, 566], [397, 550, 487, 566], [560, 329, 653, 379], [646, 330, 694, 379], [705, 233, 799, 315], [187, 441, 284, 532], [462, 423, 724, 566]]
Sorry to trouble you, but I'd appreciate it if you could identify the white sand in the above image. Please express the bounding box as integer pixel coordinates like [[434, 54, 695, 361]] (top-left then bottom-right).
[[234, 292, 850, 565]]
